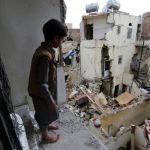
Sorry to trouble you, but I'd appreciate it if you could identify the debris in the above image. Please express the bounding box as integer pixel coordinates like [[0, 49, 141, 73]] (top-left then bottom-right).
[[69, 89, 78, 99], [115, 92, 134, 106], [75, 94, 89, 108], [80, 112, 86, 118], [140, 88, 149, 94], [88, 82, 102, 94], [79, 86, 105, 113], [62, 41, 78, 53], [87, 89, 92, 94], [64, 104, 74, 113], [94, 92, 108, 106], [93, 118, 101, 128]]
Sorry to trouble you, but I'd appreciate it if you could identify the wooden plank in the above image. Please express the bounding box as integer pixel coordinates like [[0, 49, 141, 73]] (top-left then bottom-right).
[[79, 86, 105, 113], [115, 92, 134, 106]]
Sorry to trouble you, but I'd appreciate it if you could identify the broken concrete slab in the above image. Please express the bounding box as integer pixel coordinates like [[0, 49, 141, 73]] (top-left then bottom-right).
[[95, 92, 108, 106], [38, 106, 106, 150]]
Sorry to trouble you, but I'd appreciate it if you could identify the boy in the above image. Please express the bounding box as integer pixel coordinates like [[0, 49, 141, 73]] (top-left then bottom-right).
[[28, 19, 67, 143]]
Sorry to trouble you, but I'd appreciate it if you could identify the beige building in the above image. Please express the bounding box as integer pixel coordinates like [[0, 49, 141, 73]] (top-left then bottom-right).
[[80, 11, 142, 96]]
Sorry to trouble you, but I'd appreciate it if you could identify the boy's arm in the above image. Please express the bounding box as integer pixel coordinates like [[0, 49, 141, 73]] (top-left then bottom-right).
[[37, 58, 56, 105]]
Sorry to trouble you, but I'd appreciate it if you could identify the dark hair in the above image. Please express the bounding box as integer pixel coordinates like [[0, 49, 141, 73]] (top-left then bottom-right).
[[43, 19, 67, 41]]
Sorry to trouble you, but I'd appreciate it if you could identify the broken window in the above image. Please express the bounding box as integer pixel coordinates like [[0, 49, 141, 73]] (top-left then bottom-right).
[[118, 55, 123, 64], [129, 22, 132, 26], [114, 84, 119, 97], [117, 26, 121, 35], [127, 28, 132, 39], [122, 84, 127, 93], [136, 24, 141, 41], [86, 24, 93, 40], [101, 45, 111, 77]]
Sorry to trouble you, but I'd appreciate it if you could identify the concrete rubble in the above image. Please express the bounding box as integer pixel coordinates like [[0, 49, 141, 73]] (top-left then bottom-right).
[[63, 39, 150, 149], [65, 78, 150, 149]]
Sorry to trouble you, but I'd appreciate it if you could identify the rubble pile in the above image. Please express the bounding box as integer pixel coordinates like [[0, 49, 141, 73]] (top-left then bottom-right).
[[66, 82, 111, 126], [61, 31, 150, 149], [65, 79, 150, 131]]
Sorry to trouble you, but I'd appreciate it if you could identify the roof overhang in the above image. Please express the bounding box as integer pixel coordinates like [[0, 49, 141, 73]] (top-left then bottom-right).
[[82, 12, 109, 20]]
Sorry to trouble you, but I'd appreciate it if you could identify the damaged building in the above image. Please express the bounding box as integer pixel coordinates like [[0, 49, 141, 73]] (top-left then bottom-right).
[[70, 5, 150, 150], [80, 11, 141, 96]]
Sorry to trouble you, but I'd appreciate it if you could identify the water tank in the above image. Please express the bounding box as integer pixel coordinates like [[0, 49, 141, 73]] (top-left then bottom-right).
[[141, 12, 150, 40], [86, 3, 99, 13], [106, 0, 120, 10]]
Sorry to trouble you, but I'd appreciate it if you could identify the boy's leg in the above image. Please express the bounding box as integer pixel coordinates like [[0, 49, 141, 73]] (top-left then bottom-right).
[[41, 126, 59, 144]]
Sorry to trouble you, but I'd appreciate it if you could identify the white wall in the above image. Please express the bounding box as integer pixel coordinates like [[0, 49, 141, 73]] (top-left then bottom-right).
[[106, 13, 140, 86], [87, 16, 112, 40], [0, 0, 61, 107], [80, 40, 106, 79]]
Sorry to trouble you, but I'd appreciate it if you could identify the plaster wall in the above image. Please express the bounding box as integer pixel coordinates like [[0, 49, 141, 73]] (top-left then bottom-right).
[[0, 0, 61, 107], [80, 40, 106, 79], [101, 100, 150, 136], [106, 13, 139, 86], [86, 16, 112, 40]]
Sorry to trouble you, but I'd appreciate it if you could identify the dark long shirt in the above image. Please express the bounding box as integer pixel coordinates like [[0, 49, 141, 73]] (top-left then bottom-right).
[[37, 58, 54, 103]]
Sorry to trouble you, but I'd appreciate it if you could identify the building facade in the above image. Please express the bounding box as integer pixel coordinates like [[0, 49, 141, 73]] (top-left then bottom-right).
[[80, 11, 142, 96]]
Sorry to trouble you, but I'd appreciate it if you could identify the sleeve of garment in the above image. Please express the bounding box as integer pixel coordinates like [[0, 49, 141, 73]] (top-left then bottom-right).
[[37, 58, 54, 103]]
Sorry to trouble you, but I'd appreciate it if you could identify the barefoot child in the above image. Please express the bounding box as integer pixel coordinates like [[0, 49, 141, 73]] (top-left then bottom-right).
[[28, 19, 67, 144]]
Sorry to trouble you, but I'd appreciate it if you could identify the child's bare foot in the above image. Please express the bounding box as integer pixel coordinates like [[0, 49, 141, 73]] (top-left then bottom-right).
[[48, 123, 59, 130], [41, 134, 60, 144]]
